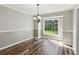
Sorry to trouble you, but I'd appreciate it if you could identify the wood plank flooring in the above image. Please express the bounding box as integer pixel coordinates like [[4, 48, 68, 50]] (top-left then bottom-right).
[[0, 38, 74, 55]]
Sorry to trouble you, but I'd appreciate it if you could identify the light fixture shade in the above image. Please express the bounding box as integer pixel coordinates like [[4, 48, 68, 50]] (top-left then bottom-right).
[[33, 16, 37, 20], [33, 15, 41, 20], [37, 15, 41, 20]]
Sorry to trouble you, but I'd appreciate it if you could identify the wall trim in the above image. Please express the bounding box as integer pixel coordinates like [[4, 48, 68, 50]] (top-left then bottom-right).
[[0, 29, 73, 33], [0, 37, 34, 50], [0, 29, 34, 33], [34, 36, 43, 39], [72, 5, 78, 55], [1, 5, 32, 16], [63, 30, 73, 32]]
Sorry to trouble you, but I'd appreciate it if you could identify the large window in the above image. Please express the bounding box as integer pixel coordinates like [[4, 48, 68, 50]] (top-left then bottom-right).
[[44, 19, 58, 36]]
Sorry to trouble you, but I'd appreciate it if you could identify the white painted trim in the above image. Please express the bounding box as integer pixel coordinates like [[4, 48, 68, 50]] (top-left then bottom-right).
[[42, 16, 63, 20], [0, 37, 34, 50], [58, 16, 63, 40], [1, 5, 32, 16], [0, 28, 43, 33], [34, 36, 43, 39], [38, 36, 43, 39], [0, 29, 34, 33], [72, 5, 78, 54], [62, 30, 73, 32]]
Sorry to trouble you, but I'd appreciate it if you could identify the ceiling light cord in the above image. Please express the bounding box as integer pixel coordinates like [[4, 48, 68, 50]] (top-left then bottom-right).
[[33, 4, 41, 23], [37, 4, 39, 16]]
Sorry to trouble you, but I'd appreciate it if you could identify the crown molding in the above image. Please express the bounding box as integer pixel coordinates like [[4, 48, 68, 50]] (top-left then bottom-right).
[[1, 5, 33, 16]]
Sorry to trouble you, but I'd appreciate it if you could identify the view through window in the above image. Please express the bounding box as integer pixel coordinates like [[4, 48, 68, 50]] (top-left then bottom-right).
[[44, 18, 58, 36]]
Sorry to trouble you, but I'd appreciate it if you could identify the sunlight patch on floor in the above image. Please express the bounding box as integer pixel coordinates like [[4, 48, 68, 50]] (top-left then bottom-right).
[[49, 39, 73, 49], [49, 39, 63, 47]]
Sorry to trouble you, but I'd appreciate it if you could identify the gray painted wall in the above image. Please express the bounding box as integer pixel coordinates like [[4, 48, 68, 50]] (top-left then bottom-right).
[[41, 10, 73, 45], [0, 5, 33, 48]]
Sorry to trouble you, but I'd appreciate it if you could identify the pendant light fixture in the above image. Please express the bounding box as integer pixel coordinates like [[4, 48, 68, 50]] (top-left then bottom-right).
[[33, 4, 41, 23]]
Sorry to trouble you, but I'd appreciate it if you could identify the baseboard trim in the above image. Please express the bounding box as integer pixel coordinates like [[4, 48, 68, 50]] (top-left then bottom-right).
[[0, 37, 34, 50], [63, 43, 72, 47], [34, 36, 43, 39]]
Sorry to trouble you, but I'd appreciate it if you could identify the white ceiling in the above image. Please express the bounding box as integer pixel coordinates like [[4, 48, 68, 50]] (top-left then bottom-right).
[[2, 4, 76, 16]]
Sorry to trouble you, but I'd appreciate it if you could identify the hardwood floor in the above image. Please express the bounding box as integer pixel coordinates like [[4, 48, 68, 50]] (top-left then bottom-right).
[[0, 38, 74, 55]]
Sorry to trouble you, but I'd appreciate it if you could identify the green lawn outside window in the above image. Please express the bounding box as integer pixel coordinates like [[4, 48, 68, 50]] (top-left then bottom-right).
[[44, 20, 58, 36]]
